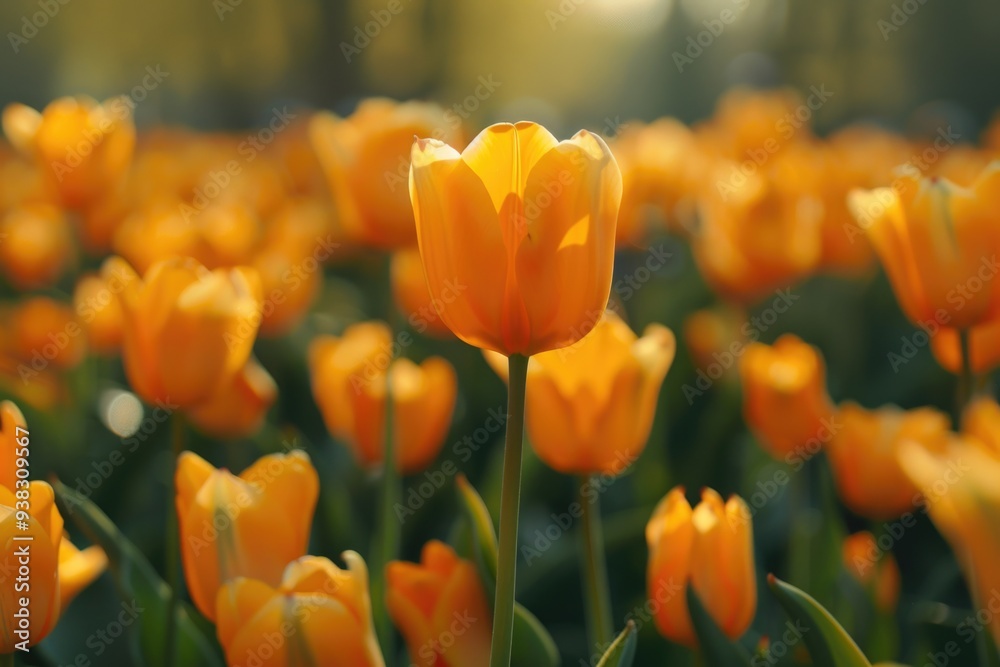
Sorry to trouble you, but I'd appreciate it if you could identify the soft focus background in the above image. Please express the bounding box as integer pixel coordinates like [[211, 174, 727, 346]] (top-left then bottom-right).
[[3, 0, 1000, 665]]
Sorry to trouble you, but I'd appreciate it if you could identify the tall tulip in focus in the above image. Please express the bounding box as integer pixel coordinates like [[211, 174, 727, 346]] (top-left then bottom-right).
[[116, 256, 263, 408], [646, 487, 757, 647], [309, 322, 457, 474], [216, 552, 385, 667], [387, 541, 492, 667], [826, 403, 950, 519], [409, 120, 621, 665], [739, 334, 835, 459], [175, 450, 319, 621], [310, 99, 462, 247]]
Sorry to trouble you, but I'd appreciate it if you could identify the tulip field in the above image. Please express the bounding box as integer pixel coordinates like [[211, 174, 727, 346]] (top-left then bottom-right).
[[2, 1, 1000, 666]]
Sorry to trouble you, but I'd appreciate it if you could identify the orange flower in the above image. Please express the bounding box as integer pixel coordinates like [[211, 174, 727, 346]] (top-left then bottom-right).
[[217, 553, 384, 667], [3, 96, 135, 208], [646, 487, 756, 647], [849, 164, 1000, 331], [739, 335, 835, 459], [682, 306, 746, 376], [826, 402, 950, 519], [0, 203, 74, 289], [117, 256, 262, 408], [409, 121, 622, 355], [310, 99, 462, 247], [175, 450, 319, 621], [187, 358, 277, 439], [9, 297, 87, 372], [73, 256, 133, 356], [309, 322, 457, 474], [931, 322, 1000, 375], [387, 540, 492, 667], [390, 247, 454, 338], [486, 311, 675, 475], [842, 531, 901, 614]]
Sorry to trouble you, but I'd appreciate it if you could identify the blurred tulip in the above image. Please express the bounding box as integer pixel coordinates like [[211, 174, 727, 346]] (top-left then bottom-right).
[[391, 247, 453, 338], [849, 164, 1000, 331], [0, 400, 28, 492], [842, 531, 901, 614], [310, 99, 462, 247], [646, 487, 756, 647], [485, 311, 675, 475], [175, 450, 319, 620], [409, 121, 622, 355], [73, 256, 133, 356], [0, 203, 74, 289], [739, 335, 835, 459], [2, 96, 135, 208], [187, 358, 277, 439], [216, 551, 385, 667], [827, 402, 950, 519], [117, 256, 263, 408], [9, 297, 87, 372], [683, 305, 746, 376], [697, 88, 811, 161], [309, 322, 457, 474], [386, 540, 492, 667], [931, 321, 1000, 375]]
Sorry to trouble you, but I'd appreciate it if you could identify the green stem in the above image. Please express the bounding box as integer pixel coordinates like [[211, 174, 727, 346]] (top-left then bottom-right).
[[489, 354, 529, 667], [164, 414, 185, 667], [956, 328, 974, 424], [2, 651, 15, 667], [579, 475, 613, 649], [373, 375, 399, 657]]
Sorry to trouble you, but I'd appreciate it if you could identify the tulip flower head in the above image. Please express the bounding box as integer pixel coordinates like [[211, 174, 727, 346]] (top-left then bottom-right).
[[843, 531, 901, 614], [409, 121, 622, 356], [187, 358, 277, 439]]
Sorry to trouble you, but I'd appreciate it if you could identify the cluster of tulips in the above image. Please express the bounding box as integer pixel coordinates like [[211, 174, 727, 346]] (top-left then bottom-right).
[[2, 85, 1000, 667]]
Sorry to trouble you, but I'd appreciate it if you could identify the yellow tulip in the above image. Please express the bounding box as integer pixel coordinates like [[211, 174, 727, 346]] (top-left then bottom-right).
[[826, 402, 950, 519], [0, 203, 74, 289], [187, 358, 277, 440], [849, 164, 1000, 331], [842, 531, 900, 614], [387, 540, 492, 667], [310, 99, 462, 247], [391, 247, 454, 338], [175, 450, 319, 621], [117, 256, 263, 408], [2, 96, 135, 209], [485, 311, 675, 475], [216, 552, 385, 667], [739, 334, 835, 459], [646, 487, 756, 647], [409, 121, 622, 356], [309, 323, 457, 474]]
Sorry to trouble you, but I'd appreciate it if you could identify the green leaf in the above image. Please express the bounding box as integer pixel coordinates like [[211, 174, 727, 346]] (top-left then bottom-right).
[[686, 585, 751, 665], [595, 621, 638, 667], [54, 480, 224, 667], [455, 474, 558, 667], [768, 574, 872, 667]]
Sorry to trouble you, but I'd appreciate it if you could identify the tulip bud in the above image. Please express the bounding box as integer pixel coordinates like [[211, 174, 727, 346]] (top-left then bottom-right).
[[646, 487, 756, 647], [175, 450, 319, 620], [387, 541, 492, 666], [216, 551, 385, 667]]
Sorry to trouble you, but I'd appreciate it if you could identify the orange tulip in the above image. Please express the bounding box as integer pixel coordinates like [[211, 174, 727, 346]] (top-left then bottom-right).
[[187, 358, 277, 439], [409, 121, 622, 356], [0, 203, 74, 289], [931, 321, 1000, 375], [739, 334, 835, 459], [849, 164, 1000, 331], [216, 552, 385, 667], [310, 99, 462, 247], [309, 322, 457, 474], [3, 96, 135, 208], [682, 306, 746, 376], [485, 311, 674, 475], [175, 450, 319, 621], [387, 540, 492, 667], [842, 531, 901, 614], [646, 487, 756, 647], [9, 297, 87, 373], [117, 256, 263, 408], [826, 402, 951, 519], [73, 256, 134, 356], [390, 247, 454, 338]]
